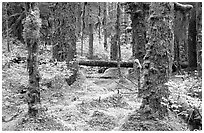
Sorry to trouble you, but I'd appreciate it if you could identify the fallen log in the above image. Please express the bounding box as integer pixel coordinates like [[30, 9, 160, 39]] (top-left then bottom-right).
[[78, 60, 189, 73], [78, 60, 133, 68]]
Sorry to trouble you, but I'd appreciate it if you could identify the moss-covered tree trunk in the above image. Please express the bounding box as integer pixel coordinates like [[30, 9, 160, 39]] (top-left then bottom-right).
[[23, 2, 41, 117], [64, 3, 78, 85], [196, 2, 202, 76], [140, 2, 174, 119], [130, 3, 148, 62]]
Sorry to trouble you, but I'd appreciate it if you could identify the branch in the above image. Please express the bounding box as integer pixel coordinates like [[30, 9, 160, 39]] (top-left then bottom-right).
[[174, 2, 193, 12]]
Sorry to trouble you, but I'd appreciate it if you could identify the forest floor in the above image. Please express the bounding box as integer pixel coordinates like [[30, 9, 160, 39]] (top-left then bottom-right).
[[1, 39, 202, 131], [2, 62, 202, 131]]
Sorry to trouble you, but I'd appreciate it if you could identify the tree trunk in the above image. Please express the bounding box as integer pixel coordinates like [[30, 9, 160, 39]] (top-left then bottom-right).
[[5, 3, 10, 52], [81, 2, 86, 56], [116, 2, 122, 78], [130, 3, 147, 63], [196, 2, 202, 76], [140, 2, 174, 119], [110, 35, 118, 60], [88, 23, 94, 59], [65, 3, 78, 85], [188, 3, 197, 69], [76, 3, 81, 40], [103, 2, 108, 51], [98, 3, 101, 45], [173, 3, 192, 72], [24, 2, 41, 117]]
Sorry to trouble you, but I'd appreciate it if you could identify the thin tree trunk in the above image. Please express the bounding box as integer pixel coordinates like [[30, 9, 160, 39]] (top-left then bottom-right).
[[103, 2, 108, 51], [87, 3, 93, 59], [98, 3, 101, 45], [116, 3, 122, 78], [88, 23, 94, 59], [81, 2, 86, 56], [6, 3, 10, 52], [140, 2, 174, 119]]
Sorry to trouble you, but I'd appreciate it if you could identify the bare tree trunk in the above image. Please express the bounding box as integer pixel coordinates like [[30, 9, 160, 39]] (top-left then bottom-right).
[[110, 35, 118, 60], [174, 3, 192, 73], [87, 3, 94, 59], [88, 23, 94, 59], [5, 3, 10, 52], [188, 3, 197, 70], [140, 2, 174, 119], [103, 2, 108, 51], [98, 3, 101, 45], [81, 2, 86, 56], [196, 2, 202, 76], [116, 2, 122, 78]]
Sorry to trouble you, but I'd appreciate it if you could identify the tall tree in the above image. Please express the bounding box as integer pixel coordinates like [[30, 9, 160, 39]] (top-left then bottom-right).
[[97, 2, 101, 45], [196, 2, 202, 76], [110, 2, 118, 61], [81, 2, 86, 56], [65, 3, 78, 85], [140, 2, 174, 119], [173, 3, 192, 72], [116, 2, 122, 78], [23, 2, 42, 117], [5, 3, 10, 52], [88, 3, 94, 59], [103, 2, 108, 51], [126, 2, 148, 62], [187, 3, 197, 69]]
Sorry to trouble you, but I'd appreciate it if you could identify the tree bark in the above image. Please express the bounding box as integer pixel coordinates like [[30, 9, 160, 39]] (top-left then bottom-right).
[[5, 3, 10, 52], [24, 2, 41, 117], [173, 3, 193, 73], [196, 2, 202, 76], [103, 2, 108, 51], [188, 3, 197, 69], [141, 2, 174, 119], [65, 3, 78, 85], [88, 23, 94, 59], [110, 35, 118, 60], [129, 3, 148, 63], [116, 2, 122, 78], [81, 2, 86, 56], [98, 3, 101, 45]]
